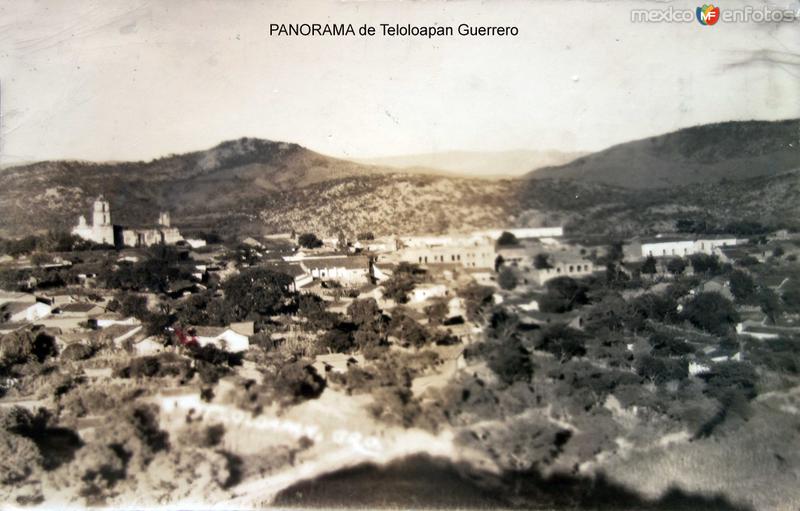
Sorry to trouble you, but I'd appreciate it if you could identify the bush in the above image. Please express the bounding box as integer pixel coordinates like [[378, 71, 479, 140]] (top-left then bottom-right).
[[666, 258, 686, 275], [458, 283, 495, 321], [61, 343, 94, 362], [382, 272, 416, 304], [0, 430, 42, 484], [485, 335, 534, 386], [635, 355, 688, 385], [681, 292, 740, 335], [297, 233, 323, 249], [498, 267, 518, 290], [536, 324, 587, 362], [538, 277, 589, 313], [272, 361, 326, 405], [729, 270, 756, 303], [699, 362, 758, 401], [497, 231, 519, 246]]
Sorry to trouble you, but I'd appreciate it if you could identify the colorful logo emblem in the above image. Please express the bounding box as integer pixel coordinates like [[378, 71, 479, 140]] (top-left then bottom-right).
[[697, 4, 721, 25]]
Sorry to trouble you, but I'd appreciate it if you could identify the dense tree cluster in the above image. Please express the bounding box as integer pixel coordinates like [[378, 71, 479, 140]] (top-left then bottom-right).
[[297, 233, 323, 249], [538, 277, 590, 313]]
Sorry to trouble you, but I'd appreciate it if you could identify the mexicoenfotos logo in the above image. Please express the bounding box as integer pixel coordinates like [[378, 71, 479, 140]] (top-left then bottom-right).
[[696, 4, 721, 25]]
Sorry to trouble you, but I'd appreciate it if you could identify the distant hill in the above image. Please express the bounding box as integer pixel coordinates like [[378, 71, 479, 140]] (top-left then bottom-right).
[[1, 120, 799, 241], [527, 119, 800, 189], [0, 138, 516, 238], [356, 150, 585, 179]]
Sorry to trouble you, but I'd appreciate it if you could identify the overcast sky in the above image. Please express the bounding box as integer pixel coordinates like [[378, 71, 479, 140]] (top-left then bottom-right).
[[0, 0, 798, 165]]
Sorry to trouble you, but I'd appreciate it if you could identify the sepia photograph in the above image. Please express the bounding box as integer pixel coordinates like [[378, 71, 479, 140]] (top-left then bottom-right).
[[0, 0, 798, 509]]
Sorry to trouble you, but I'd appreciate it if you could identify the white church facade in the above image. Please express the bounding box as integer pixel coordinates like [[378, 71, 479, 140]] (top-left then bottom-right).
[[72, 196, 183, 248]]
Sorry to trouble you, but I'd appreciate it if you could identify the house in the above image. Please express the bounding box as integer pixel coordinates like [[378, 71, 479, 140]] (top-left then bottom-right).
[[105, 324, 145, 348], [521, 310, 584, 330], [530, 260, 595, 286], [391, 241, 497, 270], [133, 337, 165, 356], [372, 263, 395, 283], [688, 361, 711, 376], [0, 322, 30, 336], [0, 291, 35, 307], [467, 269, 496, 286], [737, 316, 800, 340], [299, 255, 371, 286], [626, 235, 740, 260], [2, 301, 52, 323], [185, 238, 207, 249], [473, 227, 564, 240], [698, 277, 734, 301], [410, 284, 449, 303], [242, 237, 264, 248], [93, 315, 140, 329], [262, 262, 314, 291], [57, 302, 105, 317], [190, 325, 251, 352]]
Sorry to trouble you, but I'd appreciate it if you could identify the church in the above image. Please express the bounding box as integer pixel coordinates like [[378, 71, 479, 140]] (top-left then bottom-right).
[[72, 196, 183, 248]]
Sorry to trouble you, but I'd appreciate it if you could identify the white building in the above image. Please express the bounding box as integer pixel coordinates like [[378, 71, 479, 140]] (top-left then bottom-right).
[[72, 196, 114, 245], [291, 255, 371, 285], [630, 236, 740, 260], [72, 196, 183, 248], [3, 301, 52, 323], [531, 260, 595, 285], [386, 240, 497, 270], [191, 324, 251, 352], [473, 227, 564, 240], [410, 284, 449, 303]]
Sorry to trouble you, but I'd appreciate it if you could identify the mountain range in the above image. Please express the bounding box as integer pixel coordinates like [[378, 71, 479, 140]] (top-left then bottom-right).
[[355, 149, 586, 178], [0, 119, 797, 240], [528, 119, 800, 188]]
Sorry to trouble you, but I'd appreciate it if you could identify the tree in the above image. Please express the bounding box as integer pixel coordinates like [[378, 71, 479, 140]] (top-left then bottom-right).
[[321, 326, 356, 353], [635, 355, 688, 385], [666, 257, 686, 275], [423, 299, 448, 326], [681, 292, 740, 335], [781, 279, 800, 313], [648, 332, 695, 357], [689, 253, 720, 275], [536, 324, 587, 362], [272, 361, 326, 405], [641, 256, 657, 275], [583, 294, 631, 333], [606, 241, 624, 263], [497, 231, 519, 246], [533, 253, 552, 269], [347, 298, 382, 328], [357, 232, 375, 241], [382, 272, 416, 304], [458, 284, 495, 321], [297, 233, 323, 249], [758, 288, 783, 320], [114, 292, 149, 320], [0, 430, 42, 484], [729, 270, 756, 303], [222, 268, 294, 320], [498, 267, 517, 290], [388, 310, 430, 349], [538, 277, 589, 313], [485, 334, 533, 386], [699, 361, 758, 401]]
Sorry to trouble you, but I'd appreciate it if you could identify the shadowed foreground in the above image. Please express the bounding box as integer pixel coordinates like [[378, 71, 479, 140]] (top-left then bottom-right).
[[273, 453, 753, 510]]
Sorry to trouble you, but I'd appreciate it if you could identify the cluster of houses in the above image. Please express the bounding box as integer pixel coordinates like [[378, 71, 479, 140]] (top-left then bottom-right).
[[5, 203, 800, 395], [0, 288, 256, 358]]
